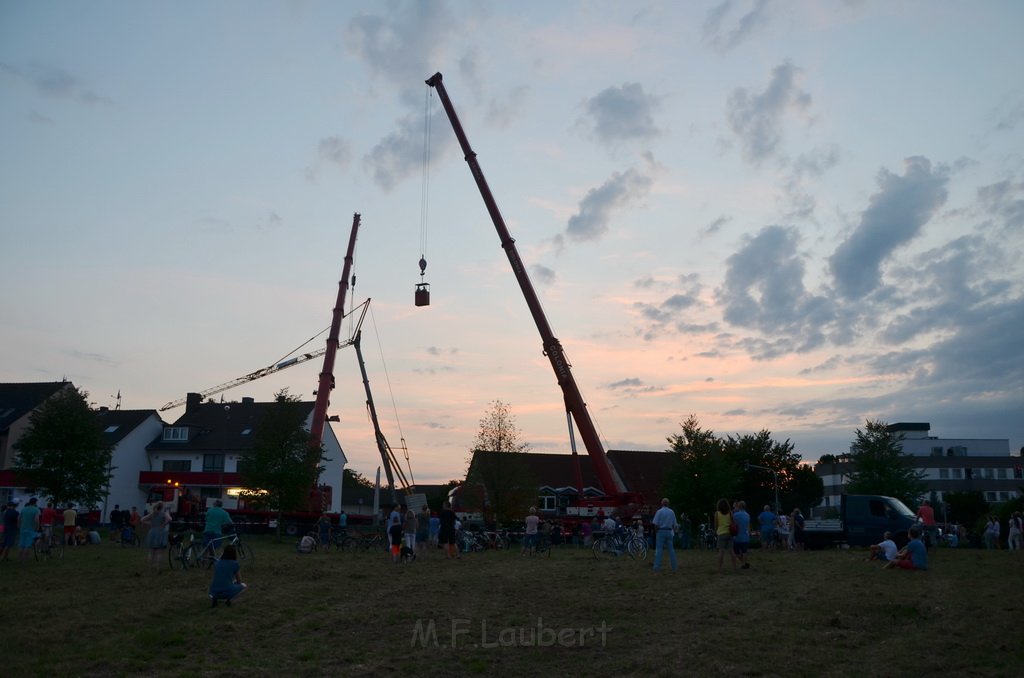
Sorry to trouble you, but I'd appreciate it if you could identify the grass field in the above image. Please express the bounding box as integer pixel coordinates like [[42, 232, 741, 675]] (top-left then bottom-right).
[[2, 535, 1022, 677]]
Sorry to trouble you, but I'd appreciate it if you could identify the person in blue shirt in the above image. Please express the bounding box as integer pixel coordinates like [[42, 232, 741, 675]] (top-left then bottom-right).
[[203, 500, 234, 548], [885, 526, 928, 571], [757, 505, 776, 551], [651, 498, 678, 573], [732, 501, 752, 569], [209, 544, 247, 607]]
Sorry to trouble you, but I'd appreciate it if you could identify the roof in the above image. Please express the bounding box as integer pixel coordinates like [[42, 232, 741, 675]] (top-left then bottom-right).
[[95, 409, 162, 446], [466, 448, 674, 501], [887, 422, 931, 433], [0, 382, 73, 432], [146, 398, 315, 454]]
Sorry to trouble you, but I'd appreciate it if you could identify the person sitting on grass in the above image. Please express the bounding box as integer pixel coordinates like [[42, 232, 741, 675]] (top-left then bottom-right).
[[884, 526, 928, 571], [869, 531, 898, 562], [297, 532, 316, 554], [209, 544, 247, 608]]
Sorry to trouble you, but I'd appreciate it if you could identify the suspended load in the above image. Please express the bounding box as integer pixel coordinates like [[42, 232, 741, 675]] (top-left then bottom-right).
[[415, 255, 430, 306]]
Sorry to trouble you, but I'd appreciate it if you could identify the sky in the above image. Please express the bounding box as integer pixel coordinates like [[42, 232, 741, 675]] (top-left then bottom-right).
[[2, 0, 1023, 486]]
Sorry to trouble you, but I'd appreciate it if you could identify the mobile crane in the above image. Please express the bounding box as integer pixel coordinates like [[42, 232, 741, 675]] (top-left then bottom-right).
[[425, 73, 642, 514]]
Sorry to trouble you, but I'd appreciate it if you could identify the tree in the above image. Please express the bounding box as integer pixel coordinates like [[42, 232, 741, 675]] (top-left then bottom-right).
[[845, 420, 926, 508], [722, 430, 823, 514], [342, 468, 374, 490], [14, 386, 111, 507], [663, 415, 740, 522], [239, 390, 326, 541], [464, 400, 535, 525]]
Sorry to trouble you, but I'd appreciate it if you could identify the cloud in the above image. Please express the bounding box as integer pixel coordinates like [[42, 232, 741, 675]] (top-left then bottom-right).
[[976, 179, 1024, 231], [363, 108, 451, 191], [631, 273, 706, 340], [425, 346, 459, 356], [530, 264, 556, 285], [345, 1, 456, 90], [726, 61, 811, 164], [829, 156, 949, 300], [702, 214, 731, 238], [486, 84, 529, 129], [581, 82, 662, 147], [606, 377, 664, 395], [703, 0, 772, 54], [0, 61, 112, 107], [992, 97, 1024, 132], [560, 167, 653, 245], [608, 378, 644, 389], [305, 136, 352, 181], [67, 350, 116, 366], [716, 225, 834, 353]]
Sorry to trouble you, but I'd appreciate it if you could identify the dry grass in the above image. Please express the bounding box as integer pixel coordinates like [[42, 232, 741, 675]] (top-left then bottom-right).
[[2, 537, 1022, 677]]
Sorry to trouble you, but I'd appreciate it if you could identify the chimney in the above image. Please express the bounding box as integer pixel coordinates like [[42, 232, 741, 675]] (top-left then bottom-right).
[[242, 397, 255, 405], [185, 392, 202, 414]]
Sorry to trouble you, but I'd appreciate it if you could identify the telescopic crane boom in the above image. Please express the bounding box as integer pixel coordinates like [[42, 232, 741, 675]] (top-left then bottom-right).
[[425, 72, 631, 500]]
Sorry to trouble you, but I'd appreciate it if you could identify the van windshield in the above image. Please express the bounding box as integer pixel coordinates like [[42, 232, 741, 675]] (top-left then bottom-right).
[[887, 498, 915, 518]]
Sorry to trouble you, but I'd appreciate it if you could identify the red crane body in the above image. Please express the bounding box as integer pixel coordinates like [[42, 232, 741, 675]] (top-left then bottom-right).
[[426, 73, 638, 506]]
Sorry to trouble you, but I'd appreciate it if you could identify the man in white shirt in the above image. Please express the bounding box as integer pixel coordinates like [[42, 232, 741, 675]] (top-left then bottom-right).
[[651, 498, 678, 573]]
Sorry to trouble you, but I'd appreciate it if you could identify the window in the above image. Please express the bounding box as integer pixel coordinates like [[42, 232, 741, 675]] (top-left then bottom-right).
[[985, 491, 997, 502], [241, 428, 253, 436], [538, 495, 556, 511], [948, 446, 967, 456], [984, 468, 994, 479], [999, 492, 1010, 502], [162, 427, 188, 442], [200, 487, 221, 502], [931, 446, 943, 456], [203, 454, 225, 473], [939, 469, 949, 479], [1015, 466, 1023, 480], [162, 459, 191, 472], [996, 468, 1007, 479], [952, 468, 963, 479], [869, 499, 887, 517], [104, 425, 119, 433]]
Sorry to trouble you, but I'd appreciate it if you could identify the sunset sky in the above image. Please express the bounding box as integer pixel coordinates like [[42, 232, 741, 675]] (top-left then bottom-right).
[[2, 1, 1022, 484]]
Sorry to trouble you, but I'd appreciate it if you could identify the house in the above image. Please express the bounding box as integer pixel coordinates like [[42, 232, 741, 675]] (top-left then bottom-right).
[[460, 448, 673, 520], [143, 392, 347, 513], [0, 381, 77, 503], [96, 407, 166, 520], [815, 422, 1022, 512]]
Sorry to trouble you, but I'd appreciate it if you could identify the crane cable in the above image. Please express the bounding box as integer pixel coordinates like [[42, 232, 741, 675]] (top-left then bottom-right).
[[368, 303, 416, 489], [418, 86, 433, 282]]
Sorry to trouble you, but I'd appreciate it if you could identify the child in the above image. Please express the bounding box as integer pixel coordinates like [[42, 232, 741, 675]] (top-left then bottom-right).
[[209, 544, 247, 607], [869, 531, 898, 562], [884, 526, 928, 571], [297, 532, 316, 554]]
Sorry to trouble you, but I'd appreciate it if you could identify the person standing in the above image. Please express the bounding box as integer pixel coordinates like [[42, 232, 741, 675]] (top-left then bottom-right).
[[416, 506, 430, 558], [984, 515, 1000, 549], [438, 502, 457, 560], [129, 506, 141, 529], [651, 498, 678, 573], [428, 511, 440, 549], [776, 512, 790, 551], [523, 507, 540, 556], [1008, 512, 1023, 552], [916, 499, 937, 547], [0, 501, 19, 561], [39, 501, 57, 549], [757, 505, 776, 551], [203, 500, 233, 549], [62, 504, 78, 546], [733, 500, 751, 569], [402, 508, 418, 558], [791, 508, 805, 551], [140, 501, 172, 572], [209, 544, 247, 607], [18, 497, 41, 560], [715, 499, 738, 571], [387, 505, 404, 564]]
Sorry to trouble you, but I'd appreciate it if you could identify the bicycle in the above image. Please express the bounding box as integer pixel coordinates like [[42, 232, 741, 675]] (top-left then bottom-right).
[[593, 529, 647, 560], [330, 528, 357, 552], [698, 522, 718, 550], [168, 532, 197, 570], [193, 529, 254, 570], [34, 529, 64, 561]]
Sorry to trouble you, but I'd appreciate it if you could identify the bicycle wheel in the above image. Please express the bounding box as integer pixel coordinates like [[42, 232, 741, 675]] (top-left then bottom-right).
[[628, 537, 648, 560], [592, 537, 608, 560], [194, 544, 216, 570], [168, 543, 190, 570], [33, 537, 46, 561], [51, 539, 64, 559]]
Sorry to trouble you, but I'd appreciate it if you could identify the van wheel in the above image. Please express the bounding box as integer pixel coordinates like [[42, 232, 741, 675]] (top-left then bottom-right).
[[285, 523, 299, 537]]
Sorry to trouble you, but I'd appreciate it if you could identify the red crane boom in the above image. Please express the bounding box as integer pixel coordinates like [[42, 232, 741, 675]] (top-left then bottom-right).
[[426, 73, 632, 501]]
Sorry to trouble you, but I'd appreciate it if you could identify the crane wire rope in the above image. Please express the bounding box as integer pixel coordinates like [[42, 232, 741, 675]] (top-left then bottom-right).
[[418, 86, 433, 282], [368, 303, 417, 488]]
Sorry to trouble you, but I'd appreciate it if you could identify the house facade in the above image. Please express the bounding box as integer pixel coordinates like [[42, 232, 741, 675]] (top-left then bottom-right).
[[815, 422, 1021, 512], [144, 393, 347, 513]]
